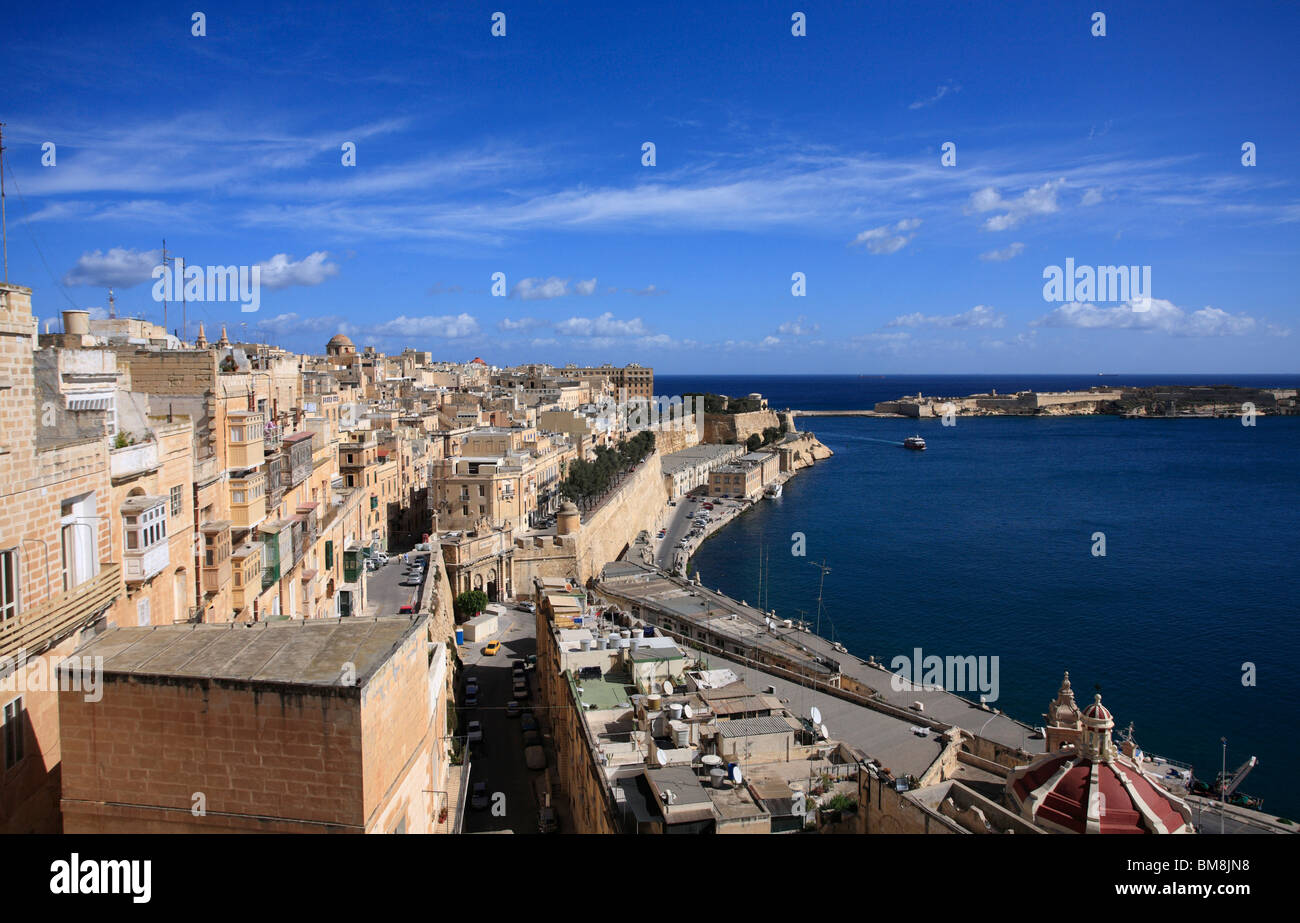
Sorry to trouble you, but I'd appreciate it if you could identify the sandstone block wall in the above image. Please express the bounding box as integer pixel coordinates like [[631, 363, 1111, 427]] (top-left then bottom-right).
[[703, 410, 781, 445]]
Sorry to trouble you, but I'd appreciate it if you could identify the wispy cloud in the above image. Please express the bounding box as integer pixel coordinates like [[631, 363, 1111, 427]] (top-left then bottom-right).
[[887, 305, 1006, 329], [979, 242, 1025, 262], [909, 82, 960, 110], [851, 218, 922, 255]]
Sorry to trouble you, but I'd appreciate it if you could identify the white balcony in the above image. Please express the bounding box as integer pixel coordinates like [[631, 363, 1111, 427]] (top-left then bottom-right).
[[123, 541, 170, 583]]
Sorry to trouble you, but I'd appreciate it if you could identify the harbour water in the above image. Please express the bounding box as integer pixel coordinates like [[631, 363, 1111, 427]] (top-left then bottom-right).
[[663, 374, 1300, 819]]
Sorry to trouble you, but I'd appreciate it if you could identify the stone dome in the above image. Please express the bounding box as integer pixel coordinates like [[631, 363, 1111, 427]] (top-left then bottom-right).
[[326, 333, 355, 356]]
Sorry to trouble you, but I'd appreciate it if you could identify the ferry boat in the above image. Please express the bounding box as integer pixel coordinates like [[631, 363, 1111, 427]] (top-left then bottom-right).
[[903, 435, 926, 451], [764, 483, 783, 499]]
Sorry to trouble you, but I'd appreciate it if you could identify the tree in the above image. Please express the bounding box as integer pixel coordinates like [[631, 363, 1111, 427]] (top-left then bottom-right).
[[746, 433, 762, 452], [454, 589, 489, 622]]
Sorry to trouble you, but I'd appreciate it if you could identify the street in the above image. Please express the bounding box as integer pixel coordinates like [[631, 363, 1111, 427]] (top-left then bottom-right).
[[459, 608, 546, 834], [363, 550, 427, 616]]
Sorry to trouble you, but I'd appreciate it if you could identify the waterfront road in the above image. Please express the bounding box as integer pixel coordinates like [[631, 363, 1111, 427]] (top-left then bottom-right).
[[653, 495, 748, 573], [461, 608, 545, 834]]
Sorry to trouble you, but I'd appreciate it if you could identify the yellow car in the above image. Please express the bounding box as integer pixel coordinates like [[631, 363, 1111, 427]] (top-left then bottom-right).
[[483, 641, 502, 656]]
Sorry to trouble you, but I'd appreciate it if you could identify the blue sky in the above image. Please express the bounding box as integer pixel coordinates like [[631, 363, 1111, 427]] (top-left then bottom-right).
[[2, 0, 1297, 373]]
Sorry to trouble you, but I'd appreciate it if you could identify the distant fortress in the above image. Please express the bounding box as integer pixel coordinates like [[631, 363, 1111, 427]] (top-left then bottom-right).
[[793, 384, 1299, 420]]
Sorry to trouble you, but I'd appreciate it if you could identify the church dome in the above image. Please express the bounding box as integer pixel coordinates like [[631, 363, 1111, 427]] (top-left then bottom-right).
[[1007, 693, 1194, 834]]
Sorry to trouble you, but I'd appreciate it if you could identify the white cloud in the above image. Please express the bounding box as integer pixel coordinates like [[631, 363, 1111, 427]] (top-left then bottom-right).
[[978, 242, 1025, 262], [778, 315, 820, 336], [887, 305, 1006, 329], [512, 277, 572, 300], [498, 317, 547, 332], [555, 313, 649, 337], [626, 284, 665, 296], [851, 218, 922, 254], [909, 82, 960, 110], [968, 179, 1065, 231], [257, 251, 340, 290], [349, 313, 480, 339], [574, 277, 598, 296], [62, 247, 161, 287], [1081, 188, 1104, 207], [1033, 298, 1262, 337]]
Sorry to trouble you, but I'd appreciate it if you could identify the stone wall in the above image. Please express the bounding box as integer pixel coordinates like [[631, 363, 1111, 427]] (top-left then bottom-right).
[[703, 410, 781, 445], [574, 453, 669, 583]]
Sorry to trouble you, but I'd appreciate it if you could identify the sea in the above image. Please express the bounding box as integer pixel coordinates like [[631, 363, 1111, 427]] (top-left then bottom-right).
[[657, 374, 1300, 819]]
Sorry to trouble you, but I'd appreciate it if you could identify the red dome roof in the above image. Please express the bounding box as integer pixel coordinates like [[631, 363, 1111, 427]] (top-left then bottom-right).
[[1008, 749, 1193, 834], [1083, 699, 1113, 721]]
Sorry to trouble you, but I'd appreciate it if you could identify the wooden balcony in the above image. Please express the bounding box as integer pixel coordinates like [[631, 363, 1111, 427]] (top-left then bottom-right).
[[0, 564, 122, 661]]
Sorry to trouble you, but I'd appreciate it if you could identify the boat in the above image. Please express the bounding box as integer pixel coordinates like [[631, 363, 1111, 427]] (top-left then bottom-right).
[[764, 483, 783, 498], [903, 435, 926, 451]]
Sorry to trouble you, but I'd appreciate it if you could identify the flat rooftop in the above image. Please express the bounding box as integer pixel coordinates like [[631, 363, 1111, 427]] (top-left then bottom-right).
[[67, 616, 425, 689]]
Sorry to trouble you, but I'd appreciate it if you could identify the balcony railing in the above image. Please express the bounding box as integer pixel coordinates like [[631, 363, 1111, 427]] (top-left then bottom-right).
[[0, 564, 123, 661]]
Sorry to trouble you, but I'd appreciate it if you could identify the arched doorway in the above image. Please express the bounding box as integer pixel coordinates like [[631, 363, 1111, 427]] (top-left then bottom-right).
[[487, 568, 498, 602]]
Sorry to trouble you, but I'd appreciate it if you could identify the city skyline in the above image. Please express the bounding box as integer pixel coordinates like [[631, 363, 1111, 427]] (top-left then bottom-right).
[[2, 0, 1298, 373]]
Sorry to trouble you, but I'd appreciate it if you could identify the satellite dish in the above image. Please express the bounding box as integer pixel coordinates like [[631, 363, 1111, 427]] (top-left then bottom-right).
[[701, 754, 722, 766], [662, 681, 674, 695], [655, 749, 669, 767], [819, 724, 830, 740], [729, 764, 743, 784], [682, 704, 693, 719], [810, 706, 822, 724]]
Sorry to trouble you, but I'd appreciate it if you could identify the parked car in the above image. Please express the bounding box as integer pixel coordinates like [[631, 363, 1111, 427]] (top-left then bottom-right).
[[524, 654, 537, 666], [538, 805, 559, 833], [398, 604, 414, 614], [520, 713, 538, 732], [471, 782, 489, 810], [524, 745, 547, 770], [483, 641, 502, 656], [523, 729, 542, 748], [466, 721, 483, 743], [513, 685, 529, 701], [505, 700, 521, 718], [465, 691, 477, 707], [517, 601, 536, 613]]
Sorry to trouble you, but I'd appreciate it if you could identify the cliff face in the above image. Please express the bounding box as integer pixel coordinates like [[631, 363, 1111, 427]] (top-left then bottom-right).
[[783, 431, 833, 470]]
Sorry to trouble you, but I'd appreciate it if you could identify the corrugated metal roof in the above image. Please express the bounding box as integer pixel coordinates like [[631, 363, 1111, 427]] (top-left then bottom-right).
[[716, 715, 794, 738]]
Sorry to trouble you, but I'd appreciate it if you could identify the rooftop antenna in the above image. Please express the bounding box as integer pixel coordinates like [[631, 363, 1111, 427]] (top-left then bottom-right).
[[108, 288, 116, 319], [0, 121, 8, 283]]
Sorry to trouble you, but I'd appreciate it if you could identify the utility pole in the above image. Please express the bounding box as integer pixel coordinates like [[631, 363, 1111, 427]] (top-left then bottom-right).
[[0, 121, 8, 283], [809, 559, 831, 638], [160, 239, 169, 334]]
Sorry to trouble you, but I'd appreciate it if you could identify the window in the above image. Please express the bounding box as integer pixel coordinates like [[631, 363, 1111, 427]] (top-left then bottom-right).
[[61, 493, 99, 591], [170, 485, 183, 517], [1, 549, 18, 624], [230, 426, 244, 442], [3, 698, 24, 768], [136, 598, 151, 627]]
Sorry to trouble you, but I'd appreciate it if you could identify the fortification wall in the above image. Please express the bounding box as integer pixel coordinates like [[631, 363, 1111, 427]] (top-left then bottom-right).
[[574, 453, 668, 583], [703, 410, 781, 445]]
